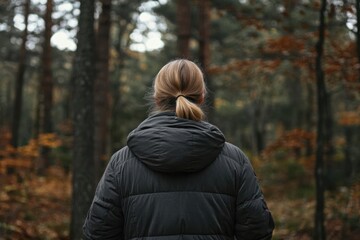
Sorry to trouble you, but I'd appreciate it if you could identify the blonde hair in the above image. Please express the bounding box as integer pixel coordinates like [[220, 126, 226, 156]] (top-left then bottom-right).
[[153, 59, 206, 121]]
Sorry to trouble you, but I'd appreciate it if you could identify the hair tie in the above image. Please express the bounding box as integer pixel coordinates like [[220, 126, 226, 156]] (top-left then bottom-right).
[[176, 94, 186, 100]]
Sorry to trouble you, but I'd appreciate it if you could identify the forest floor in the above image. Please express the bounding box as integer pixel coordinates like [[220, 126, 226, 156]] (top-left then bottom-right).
[[0, 166, 359, 240], [0, 167, 71, 240]]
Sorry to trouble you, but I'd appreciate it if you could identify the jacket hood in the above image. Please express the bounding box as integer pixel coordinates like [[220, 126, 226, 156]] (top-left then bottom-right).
[[127, 112, 225, 173]]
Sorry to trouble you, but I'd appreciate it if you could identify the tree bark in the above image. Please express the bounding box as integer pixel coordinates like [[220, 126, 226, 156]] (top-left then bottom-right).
[[94, 0, 112, 180], [70, 0, 96, 239], [356, 0, 360, 82], [198, 0, 213, 121], [38, 0, 54, 173], [355, 0, 360, 177], [251, 100, 265, 155], [176, 0, 191, 58], [41, 0, 53, 135], [11, 0, 30, 148], [314, 0, 327, 239]]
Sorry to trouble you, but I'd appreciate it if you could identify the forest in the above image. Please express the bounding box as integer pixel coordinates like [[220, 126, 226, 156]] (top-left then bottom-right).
[[0, 0, 359, 239]]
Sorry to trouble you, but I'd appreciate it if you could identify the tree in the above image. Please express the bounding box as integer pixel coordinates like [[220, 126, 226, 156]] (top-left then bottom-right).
[[356, 0, 360, 82], [176, 0, 191, 58], [94, 0, 112, 180], [38, 0, 54, 173], [11, 0, 30, 148], [41, 0, 54, 135], [314, 0, 327, 239], [70, 0, 96, 239]]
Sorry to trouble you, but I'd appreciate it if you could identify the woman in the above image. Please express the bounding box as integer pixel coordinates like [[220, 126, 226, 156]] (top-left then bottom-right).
[[83, 59, 274, 240]]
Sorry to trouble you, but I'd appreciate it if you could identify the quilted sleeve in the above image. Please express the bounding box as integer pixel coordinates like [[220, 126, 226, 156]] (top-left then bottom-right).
[[235, 156, 274, 240], [83, 153, 124, 240]]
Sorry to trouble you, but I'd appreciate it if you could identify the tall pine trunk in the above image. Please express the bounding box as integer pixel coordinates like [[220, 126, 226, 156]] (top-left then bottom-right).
[[251, 100, 265, 155], [314, 0, 327, 239], [70, 0, 96, 239], [38, 0, 54, 173], [42, 0, 54, 135], [11, 0, 30, 148], [355, 0, 360, 179], [198, 0, 213, 121], [94, 0, 112, 180], [176, 0, 191, 58], [356, 0, 360, 82]]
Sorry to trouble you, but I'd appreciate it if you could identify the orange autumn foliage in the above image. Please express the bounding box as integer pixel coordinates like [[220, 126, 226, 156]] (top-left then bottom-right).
[[263, 35, 306, 55], [262, 128, 316, 171], [263, 128, 315, 156], [338, 111, 360, 126], [0, 129, 62, 174]]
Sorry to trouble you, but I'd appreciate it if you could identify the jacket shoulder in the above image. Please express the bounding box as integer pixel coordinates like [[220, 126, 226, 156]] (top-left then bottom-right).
[[108, 146, 136, 170], [219, 142, 250, 168]]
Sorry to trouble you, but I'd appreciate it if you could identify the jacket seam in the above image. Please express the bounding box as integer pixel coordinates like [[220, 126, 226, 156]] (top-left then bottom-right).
[[220, 153, 243, 168], [123, 190, 236, 200], [237, 195, 264, 207], [128, 233, 232, 240]]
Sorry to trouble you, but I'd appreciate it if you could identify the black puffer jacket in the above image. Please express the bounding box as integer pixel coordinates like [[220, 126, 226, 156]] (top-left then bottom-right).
[[83, 112, 274, 240]]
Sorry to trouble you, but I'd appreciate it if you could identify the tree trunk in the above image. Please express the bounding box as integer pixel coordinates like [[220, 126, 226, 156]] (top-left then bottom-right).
[[314, 0, 327, 239], [251, 100, 265, 155], [11, 0, 30, 148], [176, 0, 191, 58], [94, 0, 112, 180], [356, 0, 360, 82], [38, 0, 54, 173], [355, 0, 360, 179], [42, 0, 54, 135], [70, 0, 96, 239], [198, 0, 213, 121]]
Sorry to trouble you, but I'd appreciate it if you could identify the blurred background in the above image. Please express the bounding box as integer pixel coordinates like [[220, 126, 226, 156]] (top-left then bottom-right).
[[0, 0, 359, 239]]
